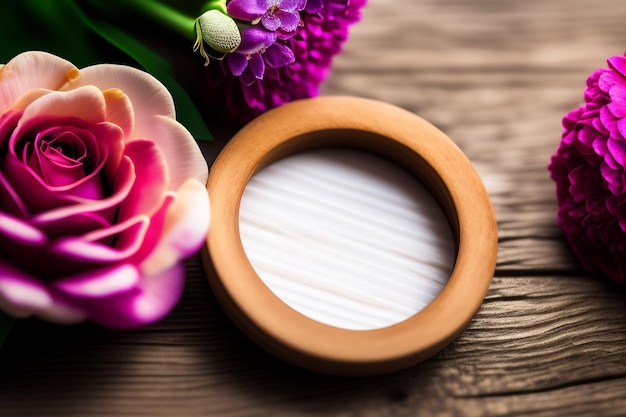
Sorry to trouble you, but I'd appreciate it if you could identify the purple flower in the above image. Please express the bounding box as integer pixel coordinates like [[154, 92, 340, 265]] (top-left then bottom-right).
[[0, 52, 209, 327], [202, 0, 367, 125], [226, 27, 295, 85], [304, 0, 323, 14], [549, 54, 626, 284], [228, 0, 306, 33]]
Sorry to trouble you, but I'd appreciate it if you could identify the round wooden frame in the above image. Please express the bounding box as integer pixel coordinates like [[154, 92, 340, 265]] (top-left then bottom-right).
[[202, 96, 497, 376]]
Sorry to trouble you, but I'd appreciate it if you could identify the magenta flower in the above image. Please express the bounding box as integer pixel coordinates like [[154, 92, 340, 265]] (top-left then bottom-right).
[[0, 51, 209, 327], [227, 0, 306, 33], [226, 27, 295, 85], [202, 0, 367, 125], [549, 54, 626, 284]]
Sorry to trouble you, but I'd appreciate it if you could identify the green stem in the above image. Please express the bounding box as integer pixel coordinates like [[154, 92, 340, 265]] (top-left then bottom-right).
[[128, 0, 196, 40], [201, 0, 228, 15], [87, 0, 197, 41]]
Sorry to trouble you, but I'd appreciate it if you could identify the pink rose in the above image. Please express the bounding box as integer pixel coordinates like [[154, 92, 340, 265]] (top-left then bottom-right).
[[0, 51, 209, 327]]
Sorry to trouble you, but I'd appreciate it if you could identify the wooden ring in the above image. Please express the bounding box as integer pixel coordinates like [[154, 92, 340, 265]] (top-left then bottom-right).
[[202, 96, 498, 376]]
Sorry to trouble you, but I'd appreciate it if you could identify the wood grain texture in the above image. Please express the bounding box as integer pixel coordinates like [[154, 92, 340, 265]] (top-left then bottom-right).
[[2, 0, 626, 415]]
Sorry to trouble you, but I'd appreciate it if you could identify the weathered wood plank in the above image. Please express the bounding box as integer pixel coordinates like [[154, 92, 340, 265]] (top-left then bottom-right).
[[2, 268, 626, 416]]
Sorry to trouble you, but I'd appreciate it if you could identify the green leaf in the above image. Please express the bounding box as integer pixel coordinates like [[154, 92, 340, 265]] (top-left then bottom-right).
[[0, 311, 15, 349], [67, 2, 213, 141], [0, 0, 212, 141], [0, 0, 102, 66]]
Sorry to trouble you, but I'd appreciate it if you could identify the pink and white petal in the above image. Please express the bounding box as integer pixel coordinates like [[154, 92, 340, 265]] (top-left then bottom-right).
[[53, 263, 140, 299], [13, 86, 106, 133], [36, 296, 88, 324], [126, 195, 174, 266], [92, 122, 125, 180], [140, 179, 209, 276], [87, 262, 185, 328], [0, 211, 47, 246], [142, 116, 208, 190], [0, 259, 52, 318], [0, 170, 29, 217], [83, 214, 151, 254], [9, 88, 52, 112], [0, 110, 21, 150], [116, 140, 168, 221], [61, 64, 175, 140], [102, 88, 134, 138], [51, 215, 150, 263], [2, 146, 70, 212], [34, 210, 112, 239], [0, 51, 78, 114], [32, 156, 135, 224], [0, 213, 52, 277]]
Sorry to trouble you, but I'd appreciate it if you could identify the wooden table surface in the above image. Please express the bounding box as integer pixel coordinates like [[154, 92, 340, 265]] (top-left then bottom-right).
[[3, 0, 626, 416]]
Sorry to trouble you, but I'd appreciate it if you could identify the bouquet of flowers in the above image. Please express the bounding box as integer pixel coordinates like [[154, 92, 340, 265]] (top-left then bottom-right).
[[197, 0, 367, 124], [0, 0, 366, 343]]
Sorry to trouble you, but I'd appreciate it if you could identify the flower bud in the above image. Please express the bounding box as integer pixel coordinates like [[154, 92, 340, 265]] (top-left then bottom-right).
[[193, 9, 241, 66]]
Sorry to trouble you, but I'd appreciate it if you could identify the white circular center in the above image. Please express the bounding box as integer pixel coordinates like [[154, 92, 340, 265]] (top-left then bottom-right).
[[239, 148, 456, 330]]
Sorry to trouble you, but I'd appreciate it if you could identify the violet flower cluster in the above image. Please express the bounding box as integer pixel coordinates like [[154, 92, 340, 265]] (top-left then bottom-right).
[[549, 54, 626, 284], [201, 0, 366, 125]]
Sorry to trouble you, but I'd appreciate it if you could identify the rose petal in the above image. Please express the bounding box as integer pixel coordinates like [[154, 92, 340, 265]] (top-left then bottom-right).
[[34, 129, 90, 187], [3, 126, 108, 211], [8, 89, 52, 113], [32, 156, 134, 224], [51, 215, 150, 263], [14, 86, 107, 128], [0, 213, 54, 278], [0, 211, 47, 245], [142, 116, 208, 190], [140, 179, 210, 276], [87, 262, 185, 328], [117, 140, 167, 221], [54, 263, 140, 299], [0, 51, 78, 114], [0, 259, 52, 317], [61, 64, 175, 141], [35, 296, 87, 324], [0, 261, 87, 324], [9, 120, 126, 204], [0, 110, 21, 150], [0, 170, 28, 217], [102, 88, 134, 138], [35, 211, 112, 239], [95, 122, 125, 180]]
